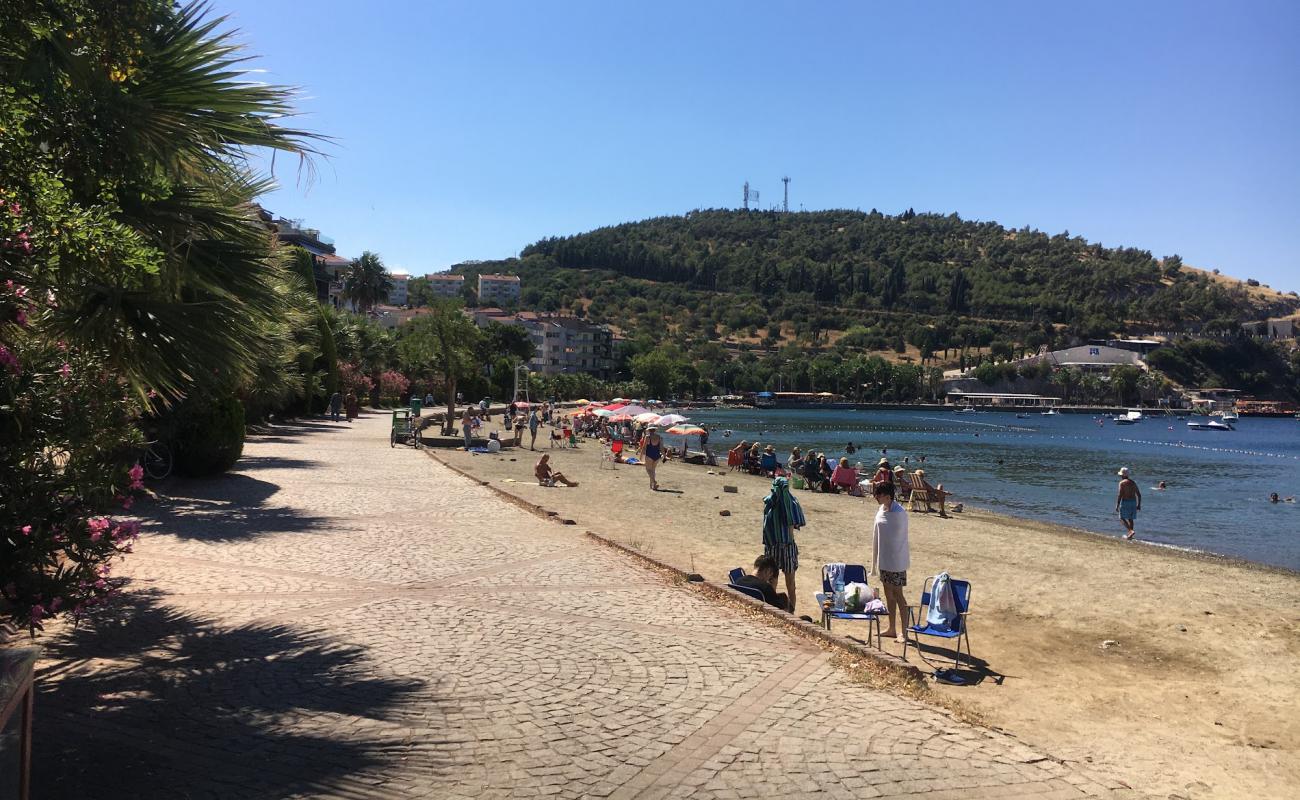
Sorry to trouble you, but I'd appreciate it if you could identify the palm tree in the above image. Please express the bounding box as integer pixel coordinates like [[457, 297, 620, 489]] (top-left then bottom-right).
[[343, 252, 393, 312], [2, 1, 325, 401]]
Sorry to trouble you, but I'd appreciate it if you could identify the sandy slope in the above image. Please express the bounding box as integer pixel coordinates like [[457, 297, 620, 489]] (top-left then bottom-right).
[[430, 422, 1299, 799]]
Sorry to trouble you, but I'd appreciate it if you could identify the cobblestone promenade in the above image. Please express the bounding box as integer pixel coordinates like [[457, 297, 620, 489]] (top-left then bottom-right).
[[33, 413, 1134, 799]]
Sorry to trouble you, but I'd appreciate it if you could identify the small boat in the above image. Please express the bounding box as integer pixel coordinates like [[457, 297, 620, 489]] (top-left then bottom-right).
[[955, 407, 976, 414], [1016, 413, 1032, 419], [1112, 410, 1143, 425], [1219, 411, 1239, 424], [1188, 419, 1234, 431], [1041, 409, 1059, 416]]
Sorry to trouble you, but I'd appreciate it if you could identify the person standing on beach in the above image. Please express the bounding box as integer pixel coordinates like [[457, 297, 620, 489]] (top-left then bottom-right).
[[640, 426, 664, 490], [870, 482, 910, 642], [762, 477, 805, 612], [528, 408, 541, 450], [460, 407, 474, 450], [1116, 467, 1142, 540]]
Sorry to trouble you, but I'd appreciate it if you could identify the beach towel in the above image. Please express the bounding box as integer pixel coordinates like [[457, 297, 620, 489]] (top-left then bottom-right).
[[762, 477, 805, 549], [926, 571, 958, 631]]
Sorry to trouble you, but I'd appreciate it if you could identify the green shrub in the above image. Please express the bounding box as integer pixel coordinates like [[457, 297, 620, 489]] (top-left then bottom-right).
[[170, 395, 246, 477]]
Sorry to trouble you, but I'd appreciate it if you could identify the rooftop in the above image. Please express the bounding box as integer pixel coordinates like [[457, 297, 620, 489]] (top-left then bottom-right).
[[479, 274, 521, 282], [428, 273, 465, 281]]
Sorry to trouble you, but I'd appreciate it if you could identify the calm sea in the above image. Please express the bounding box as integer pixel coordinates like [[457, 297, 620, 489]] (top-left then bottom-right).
[[688, 408, 1300, 572]]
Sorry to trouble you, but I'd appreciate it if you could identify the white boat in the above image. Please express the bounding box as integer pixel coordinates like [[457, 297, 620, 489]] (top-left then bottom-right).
[[1188, 419, 1234, 431], [1219, 411, 1239, 424], [1112, 410, 1143, 425], [1041, 409, 1059, 416], [955, 407, 976, 414]]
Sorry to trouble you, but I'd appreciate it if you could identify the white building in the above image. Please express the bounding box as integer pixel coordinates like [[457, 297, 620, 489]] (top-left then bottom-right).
[[427, 273, 465, 299], [387, 272, 410, 306], [477, 273, 521, 305]]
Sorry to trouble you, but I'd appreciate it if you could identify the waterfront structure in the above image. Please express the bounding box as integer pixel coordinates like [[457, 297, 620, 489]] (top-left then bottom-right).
[[947, 391, 1061, 408], [477, 273, 521, 306], [427, 273, 465, 299], [1022, 344, 1146, 374]]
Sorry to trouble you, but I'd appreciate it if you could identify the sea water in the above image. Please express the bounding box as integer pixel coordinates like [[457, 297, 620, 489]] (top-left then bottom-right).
[[689, 408, 1300, 571]]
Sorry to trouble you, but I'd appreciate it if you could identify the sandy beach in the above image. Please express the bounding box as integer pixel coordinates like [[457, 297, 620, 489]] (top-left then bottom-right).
[[432, 420, 1300, 799]]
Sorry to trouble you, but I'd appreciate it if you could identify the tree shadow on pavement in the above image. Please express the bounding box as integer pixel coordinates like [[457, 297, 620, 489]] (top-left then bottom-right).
[[236, 455, 325, 472], [143, 474, 331, 543], [34, 589, 438, 799]]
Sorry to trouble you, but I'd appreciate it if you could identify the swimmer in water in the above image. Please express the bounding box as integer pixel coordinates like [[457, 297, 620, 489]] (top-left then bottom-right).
[[1155, 481, 1167, 491], [1270, 492, 1280, 504]]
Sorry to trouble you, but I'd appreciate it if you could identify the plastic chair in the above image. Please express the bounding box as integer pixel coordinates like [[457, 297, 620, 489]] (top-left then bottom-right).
[[728, 567, 746, 583], [727, 449, 743, 472], [728, 583, 765, 602], [815, 564, 882, 648], [903, 576, 972, 669]]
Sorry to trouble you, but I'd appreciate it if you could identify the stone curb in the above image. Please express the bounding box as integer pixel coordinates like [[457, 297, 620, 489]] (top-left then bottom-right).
[[583, 530, 926, 685], [425, 447, 925, 684]]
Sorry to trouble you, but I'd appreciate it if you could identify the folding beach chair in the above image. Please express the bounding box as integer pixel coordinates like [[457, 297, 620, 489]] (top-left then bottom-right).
[[759, 452, 779, 476], [903, 576, 972, 669], [726, 449, 743, 472], [906, 471, 929, 512], [815, 564, 883, 648], [728, 567, 746, 583]]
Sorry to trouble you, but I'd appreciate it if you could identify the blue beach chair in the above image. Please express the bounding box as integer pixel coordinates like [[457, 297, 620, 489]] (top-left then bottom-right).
[[726, 567, 765, 602], [903, 576, 972, 669], [815, 564, 883, 648]]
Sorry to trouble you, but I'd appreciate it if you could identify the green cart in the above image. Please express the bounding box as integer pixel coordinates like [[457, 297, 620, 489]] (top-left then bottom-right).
[[390, 408, 424, 449]]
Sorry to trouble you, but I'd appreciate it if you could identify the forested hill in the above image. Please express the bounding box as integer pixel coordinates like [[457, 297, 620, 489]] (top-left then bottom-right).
[[519, 209, 1296, 332]]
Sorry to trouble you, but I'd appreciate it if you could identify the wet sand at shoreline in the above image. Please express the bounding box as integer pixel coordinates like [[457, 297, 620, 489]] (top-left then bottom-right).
[[432, 424, 1300, 799]]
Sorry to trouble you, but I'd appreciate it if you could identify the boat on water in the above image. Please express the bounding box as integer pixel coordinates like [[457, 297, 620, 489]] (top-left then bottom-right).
[[1041, 409, 1059, 416], [1188, 419, 1234, 431], [954, 407, 976, 414], [1015, 413, 1032, 419], [1219, 411, 1240, 424], [1112, 410, 1144, 425]]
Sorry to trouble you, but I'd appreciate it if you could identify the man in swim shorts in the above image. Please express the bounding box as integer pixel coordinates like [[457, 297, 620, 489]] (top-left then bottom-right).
[[1115, 466, 1141, 540]]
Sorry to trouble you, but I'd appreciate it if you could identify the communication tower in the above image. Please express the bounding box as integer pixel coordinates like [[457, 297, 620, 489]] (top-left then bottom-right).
[[782, 176, 790, 212], [743, 181, 749, 211]]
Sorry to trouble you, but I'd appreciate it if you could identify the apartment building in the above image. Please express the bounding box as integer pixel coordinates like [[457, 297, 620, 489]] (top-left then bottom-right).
[[477, 273, 521, 306], [427, 273, 465, 299]]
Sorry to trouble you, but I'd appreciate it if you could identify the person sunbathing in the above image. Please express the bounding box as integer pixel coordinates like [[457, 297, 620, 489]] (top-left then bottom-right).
[[831, 457, 862, 495], [535, 453, 578, 487], [912, 469, 950, 516]]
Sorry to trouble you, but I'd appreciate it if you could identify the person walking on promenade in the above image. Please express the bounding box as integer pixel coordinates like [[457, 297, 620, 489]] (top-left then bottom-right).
[[1116, 466, 1142, 540], [528, 407, 541, 450], [870, 482, 910, 643], [762, 476, 805, 612], [344, 391, 358, 422], [329, 390, 342, 422], [461, 407, 474, 451], [640, 425, 664, 490]]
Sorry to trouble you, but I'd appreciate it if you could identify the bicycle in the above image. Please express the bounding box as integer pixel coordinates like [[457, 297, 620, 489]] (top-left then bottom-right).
[[140, 439, 173, 480]]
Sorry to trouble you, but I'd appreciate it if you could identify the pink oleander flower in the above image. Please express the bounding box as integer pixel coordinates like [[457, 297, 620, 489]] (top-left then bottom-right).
[[86, 517, 110, 539], [128, 462, 145, 490], [8, 202, 19, 215], [14, 307, 26, 326], [60, 362, 71, 378], [118, 495, 134, 510], [20, 525, 31, 536], [0, 344, 19, 374], [94, 579, 107, 590], [13, 284, 27, 298]]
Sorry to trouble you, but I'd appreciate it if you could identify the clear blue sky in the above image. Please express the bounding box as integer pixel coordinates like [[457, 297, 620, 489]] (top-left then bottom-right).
[[230, 0, 1299, 290]]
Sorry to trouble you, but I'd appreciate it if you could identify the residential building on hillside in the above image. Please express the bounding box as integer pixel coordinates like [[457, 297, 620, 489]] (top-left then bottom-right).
[[1242, 315, 1297, 339], [260, 208, 345, 305], [427, 273, 465, 299], [1022, 344, 1146, 374], [465, 309, 612, 379], [478, 273, 521, 305], [388, 273, 409, 306]]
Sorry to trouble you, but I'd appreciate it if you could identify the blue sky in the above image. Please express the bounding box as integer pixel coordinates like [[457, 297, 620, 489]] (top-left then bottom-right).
[[230, 1, 1299, 290]]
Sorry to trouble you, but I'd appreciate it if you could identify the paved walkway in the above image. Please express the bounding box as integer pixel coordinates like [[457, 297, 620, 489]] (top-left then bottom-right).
[[33, 413, 1134, 799]]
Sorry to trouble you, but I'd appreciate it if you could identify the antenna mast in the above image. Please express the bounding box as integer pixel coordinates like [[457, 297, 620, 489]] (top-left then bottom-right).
[[743, 181, 749, 211], [782, 176, 790, 213]]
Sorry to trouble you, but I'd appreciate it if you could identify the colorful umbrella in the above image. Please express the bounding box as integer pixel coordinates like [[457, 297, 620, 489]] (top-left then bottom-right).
[[592, 408, 616, 418], [619, 405, 651, 417], [610, 413, 634, 423], [666, 425, 706, 436], [654, 413, 689, 427], [634, 412, 661, 424], [575, 399, 590, 405]]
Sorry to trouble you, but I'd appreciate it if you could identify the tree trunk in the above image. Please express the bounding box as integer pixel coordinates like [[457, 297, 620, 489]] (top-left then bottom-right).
[[443, 376, 457, 436]]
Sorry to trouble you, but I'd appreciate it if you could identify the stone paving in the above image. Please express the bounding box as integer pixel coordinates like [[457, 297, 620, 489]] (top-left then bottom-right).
[[32, 412, 1137, 799]]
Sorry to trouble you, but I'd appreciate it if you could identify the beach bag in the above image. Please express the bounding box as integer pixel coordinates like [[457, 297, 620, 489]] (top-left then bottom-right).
[[843, 582, 873, 611], [926, 571, 958, 631]]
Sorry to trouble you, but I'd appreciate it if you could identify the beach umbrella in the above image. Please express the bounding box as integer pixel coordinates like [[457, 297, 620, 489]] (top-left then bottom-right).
[[655, 413, 689, 427], [619, 404, 651, 417], [634, 412, 661, 424], [592, 408, 616, 418], [666, 425, 705, 436], [611, 397, 626, 403], [602, 402, 627, 412], [610, 413, 634, 423], [575, 399, 590, 405]]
